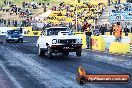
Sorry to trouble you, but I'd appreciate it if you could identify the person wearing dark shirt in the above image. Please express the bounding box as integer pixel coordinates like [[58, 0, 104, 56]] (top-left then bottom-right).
[[131, 27, 132, 33], [110, 25, 113, 35], [124, 26, 129, 36], [0, 19, 2, 26], [4, 20, 6, 26], [83, 21, 92, 49], [7, 20, 10, 27], [14, 20, 17, 27], [43, 5, 46, 12], [82, 22, 88, 32], [99, 25, 105, 35]]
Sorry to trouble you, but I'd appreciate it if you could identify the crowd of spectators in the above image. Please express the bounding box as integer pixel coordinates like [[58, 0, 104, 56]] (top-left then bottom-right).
[[39, 2, 106, 32], [3, 1, 131, 35], [0, 17, 32, 27], [0, 1, 106, 32], [0, 0, 48, 28]]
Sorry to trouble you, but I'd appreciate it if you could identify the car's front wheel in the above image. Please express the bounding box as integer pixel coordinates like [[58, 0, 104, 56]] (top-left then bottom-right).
[[76, 48, 82, 57], [20, 39, 23, 43], [38, 47, 45, 56], [47, 46, 52, 58]]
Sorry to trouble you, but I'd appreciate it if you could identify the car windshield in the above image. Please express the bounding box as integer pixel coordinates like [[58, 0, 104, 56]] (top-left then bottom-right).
[[47, 28, 71, 36], [7, 30, 20, 35]]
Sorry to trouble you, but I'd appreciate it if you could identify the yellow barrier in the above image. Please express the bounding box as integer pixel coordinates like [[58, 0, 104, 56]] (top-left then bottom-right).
[[129, 33, 132, 41], [91, 36, 106, 51], [74, 32, 87, 49], [12, 27, 41, 36], [109, 42, 130, 54]]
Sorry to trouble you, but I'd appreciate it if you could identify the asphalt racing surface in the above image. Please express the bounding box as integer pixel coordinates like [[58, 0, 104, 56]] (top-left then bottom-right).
[[0, 36, 132, 88]]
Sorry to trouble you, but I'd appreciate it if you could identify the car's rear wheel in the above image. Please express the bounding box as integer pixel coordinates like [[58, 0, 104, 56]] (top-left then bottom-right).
[[76, 48, 82, 57], [6, 39, 9, 43]]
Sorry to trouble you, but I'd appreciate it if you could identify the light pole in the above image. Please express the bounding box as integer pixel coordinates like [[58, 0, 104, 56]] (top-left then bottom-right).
[[75, 5, 78, 32]]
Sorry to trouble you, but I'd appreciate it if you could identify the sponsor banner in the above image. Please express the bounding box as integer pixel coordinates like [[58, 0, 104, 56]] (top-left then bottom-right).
[[109, 11, 132, 22], [76, 66, 130, 85]]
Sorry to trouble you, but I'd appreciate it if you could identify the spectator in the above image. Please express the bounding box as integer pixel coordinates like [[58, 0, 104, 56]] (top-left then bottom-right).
[[14, 20, 17, 27], [4, 20, 6, 26], [113, 22, 122, 42], [131, 27, 132, 33], [43, 5, 46, 12], [0, 19, 2, 26], [124, 26, 129, 36], [110, 24, 113, 35], [7, 20, 10, 27], [99, 25, 105, 35], [77, 23, 82, 32]]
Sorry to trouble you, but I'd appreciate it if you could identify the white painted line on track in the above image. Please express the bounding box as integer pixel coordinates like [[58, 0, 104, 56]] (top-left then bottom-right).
[[0, 63, 22, 88]]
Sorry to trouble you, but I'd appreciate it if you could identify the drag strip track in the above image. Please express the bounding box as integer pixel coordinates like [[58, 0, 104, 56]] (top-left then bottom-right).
[[0, 36, 132, 88]]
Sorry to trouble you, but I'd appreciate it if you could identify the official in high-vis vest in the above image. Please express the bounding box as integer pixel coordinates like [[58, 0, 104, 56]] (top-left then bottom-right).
[[113, 22, 122, 42]]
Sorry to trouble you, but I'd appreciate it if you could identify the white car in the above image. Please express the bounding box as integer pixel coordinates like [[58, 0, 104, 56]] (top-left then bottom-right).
[[37, 27, 82, 57]]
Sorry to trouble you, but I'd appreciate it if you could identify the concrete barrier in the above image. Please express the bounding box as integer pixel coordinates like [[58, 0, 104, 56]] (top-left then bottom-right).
[[109, 42, 130, 54], [101, 35, 132, 49], [91, 36, 106, 51], [101, 35, 115, 49]]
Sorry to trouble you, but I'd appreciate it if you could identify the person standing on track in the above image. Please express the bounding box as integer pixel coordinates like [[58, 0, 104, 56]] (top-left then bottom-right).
[[83, 21, 92, 49], [113, 22, 122, 42]]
